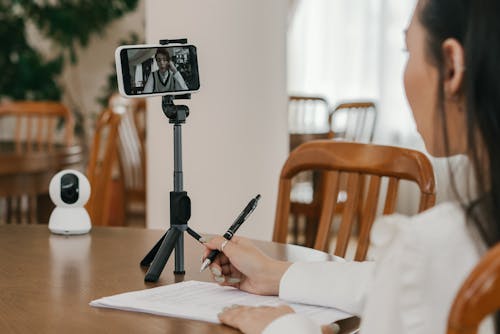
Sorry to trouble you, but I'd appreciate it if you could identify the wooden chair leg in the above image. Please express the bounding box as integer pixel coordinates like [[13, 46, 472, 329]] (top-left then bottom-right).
[[36, 194, 54, 224], [6, 198, 13, 224], [28, 195, 37, 224], [305, 217, 319, 248], [16, 197, 22, 224], [292, 213, 299, 244]]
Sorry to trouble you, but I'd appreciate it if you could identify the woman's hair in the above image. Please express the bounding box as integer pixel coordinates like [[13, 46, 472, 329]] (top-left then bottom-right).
[[155, 48, 171, 61], [419, 0, 500, 330], [419, 0, 500, 247]]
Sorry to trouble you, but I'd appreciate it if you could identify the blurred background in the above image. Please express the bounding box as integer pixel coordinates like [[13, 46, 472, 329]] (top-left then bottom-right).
[[1, 0, 462, 248]]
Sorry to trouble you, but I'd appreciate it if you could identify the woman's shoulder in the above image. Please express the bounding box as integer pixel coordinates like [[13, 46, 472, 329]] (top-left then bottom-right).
[[411, 201, 464, 225], [373, 202, 465, 240], [365, 202, 481, 333], [409, 201, 467, 238], [370, 201, 475, 258]]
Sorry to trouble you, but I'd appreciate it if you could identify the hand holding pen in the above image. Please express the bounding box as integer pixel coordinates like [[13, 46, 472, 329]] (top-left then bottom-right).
[[200, 194, 261, 272]]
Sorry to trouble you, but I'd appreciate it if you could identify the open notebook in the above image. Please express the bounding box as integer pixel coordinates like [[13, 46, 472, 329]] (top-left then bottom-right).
[[90, 280, 352, 325]]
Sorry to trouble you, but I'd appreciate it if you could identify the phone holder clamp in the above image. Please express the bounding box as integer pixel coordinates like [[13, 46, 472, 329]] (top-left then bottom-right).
[[162, 95, 190, 124]]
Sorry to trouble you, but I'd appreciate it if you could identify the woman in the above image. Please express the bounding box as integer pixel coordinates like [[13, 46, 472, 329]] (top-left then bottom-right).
[[143, 48, 188, 93], [203, 0, 500, 333]]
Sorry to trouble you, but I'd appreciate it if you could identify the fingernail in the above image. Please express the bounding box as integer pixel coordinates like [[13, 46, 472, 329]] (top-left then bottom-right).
[[214, 275, 225, 283], [227, 277, 241, 284], [329, 323, 341, 334], [211, 267, 222, 276]]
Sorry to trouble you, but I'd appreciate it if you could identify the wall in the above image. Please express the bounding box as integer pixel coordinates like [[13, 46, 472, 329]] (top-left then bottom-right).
[[145, 0, 288, 240]]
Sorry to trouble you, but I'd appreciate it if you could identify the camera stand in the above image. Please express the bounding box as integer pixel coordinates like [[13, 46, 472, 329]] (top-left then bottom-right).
[[140, 93, 201, 282]]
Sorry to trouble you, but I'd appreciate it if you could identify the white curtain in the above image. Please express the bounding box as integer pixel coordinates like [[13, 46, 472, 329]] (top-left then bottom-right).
[[287, 0, 418, 145], [287, 0, 468, 213]]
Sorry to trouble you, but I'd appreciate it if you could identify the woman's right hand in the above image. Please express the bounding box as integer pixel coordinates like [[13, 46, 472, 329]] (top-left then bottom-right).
[[203, 236, 292, 296]]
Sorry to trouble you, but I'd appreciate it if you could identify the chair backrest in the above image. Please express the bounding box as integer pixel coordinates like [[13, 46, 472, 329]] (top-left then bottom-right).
[[0, 101, 75, 224], [86, 108, 121, 226], [288, 95, 332, 209], [288, 96, 331, 149], [0, 101, 74, 151], [330, 101, 377, 143], [447, 242, 500, 334], [108, 94, 146, 196], [273, 140, 436, 260]]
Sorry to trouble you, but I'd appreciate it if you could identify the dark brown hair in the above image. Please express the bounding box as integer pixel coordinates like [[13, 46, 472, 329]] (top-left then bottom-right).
[[155, 48, 171, 61], [420, 0, 500, 330], [420, 0, 500, 245]]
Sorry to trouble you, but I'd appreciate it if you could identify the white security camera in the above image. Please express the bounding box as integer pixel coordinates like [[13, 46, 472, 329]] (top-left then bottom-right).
[[48, 169, 92, 235]]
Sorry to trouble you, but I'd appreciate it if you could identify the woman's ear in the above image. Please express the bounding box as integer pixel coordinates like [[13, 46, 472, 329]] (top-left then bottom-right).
[[442, 38, 466, 98]]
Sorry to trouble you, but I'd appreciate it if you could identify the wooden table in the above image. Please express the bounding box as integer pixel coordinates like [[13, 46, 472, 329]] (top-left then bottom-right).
[[0, 141, 83, 223], [0, 225, 342, 333]]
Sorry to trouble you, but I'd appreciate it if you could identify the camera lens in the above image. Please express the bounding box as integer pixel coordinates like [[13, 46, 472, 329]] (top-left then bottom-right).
[[60, 173, 79, 204]]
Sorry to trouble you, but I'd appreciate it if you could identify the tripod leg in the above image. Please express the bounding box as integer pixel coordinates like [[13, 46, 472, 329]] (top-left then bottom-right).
[[144, 227, 182, 282], [174, 233, 185, 274], [140, 232, 167, 267]]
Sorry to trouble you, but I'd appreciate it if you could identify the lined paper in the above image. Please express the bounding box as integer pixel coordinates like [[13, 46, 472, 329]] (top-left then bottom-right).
[[90, 280, 351, 325]]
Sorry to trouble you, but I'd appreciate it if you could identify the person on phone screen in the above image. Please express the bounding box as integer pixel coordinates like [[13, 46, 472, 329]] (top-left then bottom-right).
[[202, 0, 500, 333], [143, 48, 188, 93]]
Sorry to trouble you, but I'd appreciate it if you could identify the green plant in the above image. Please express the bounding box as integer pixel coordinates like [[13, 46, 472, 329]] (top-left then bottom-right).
[[0, 0, 139, 134]]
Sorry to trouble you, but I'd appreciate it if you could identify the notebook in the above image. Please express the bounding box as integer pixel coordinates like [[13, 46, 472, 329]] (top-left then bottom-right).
[[90, 280, 352, 325]]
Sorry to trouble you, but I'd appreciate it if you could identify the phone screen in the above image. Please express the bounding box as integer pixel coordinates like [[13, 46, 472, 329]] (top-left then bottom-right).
[[118, 45, 200, 96]]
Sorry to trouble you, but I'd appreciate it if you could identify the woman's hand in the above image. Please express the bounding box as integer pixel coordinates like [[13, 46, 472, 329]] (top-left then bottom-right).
[[219, 304, 339, 334], [218, 304, 294, 334], [203, 236, 292, 295], [169, 61, 178, 73]]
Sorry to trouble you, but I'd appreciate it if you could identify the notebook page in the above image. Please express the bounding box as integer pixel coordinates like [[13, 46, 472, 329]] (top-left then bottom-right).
[[90, 280, 352, 325]]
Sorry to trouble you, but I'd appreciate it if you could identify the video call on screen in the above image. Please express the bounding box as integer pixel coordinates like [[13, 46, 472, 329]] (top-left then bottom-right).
[[126, 46, 198, 94]]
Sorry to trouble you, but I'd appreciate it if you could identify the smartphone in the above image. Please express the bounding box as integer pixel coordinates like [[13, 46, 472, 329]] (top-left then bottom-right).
[[115, 44, 200, 98]]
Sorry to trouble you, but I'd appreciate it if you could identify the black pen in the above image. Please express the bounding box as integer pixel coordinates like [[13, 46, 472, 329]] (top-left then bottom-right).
[[200, 194, 261, 272]]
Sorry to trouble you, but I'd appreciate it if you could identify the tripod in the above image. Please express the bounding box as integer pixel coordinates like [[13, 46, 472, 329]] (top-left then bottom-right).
[[140, 94, 202, 282]]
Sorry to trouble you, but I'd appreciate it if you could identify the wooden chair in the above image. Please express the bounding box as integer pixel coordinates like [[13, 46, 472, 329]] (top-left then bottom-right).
[[86, 108, 121, 226], [0, 101, 75, 224], [447, 242, 500, 334], [108, 94, 146, 226], [330, 101, 377, 143], [273, 140, 436, 260], [0, 101, 74, 147], [288, 95, 331, 138], [327, 102, 378, 232], [288, 95, 332, 244]]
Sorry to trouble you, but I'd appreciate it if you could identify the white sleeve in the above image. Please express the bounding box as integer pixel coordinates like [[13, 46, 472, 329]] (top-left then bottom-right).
[[359, 203, 482, 334], [263, 313, 322, 334], [143, 73, 154, 93], [279, 261, 375, 315], [173, 71, 188, 90]]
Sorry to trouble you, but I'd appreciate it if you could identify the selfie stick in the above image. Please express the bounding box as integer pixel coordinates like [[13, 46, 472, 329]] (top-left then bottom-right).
[[140, 38, 202, 282]]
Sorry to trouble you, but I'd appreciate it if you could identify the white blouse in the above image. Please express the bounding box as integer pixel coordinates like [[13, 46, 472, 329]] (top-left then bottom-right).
[[263, 202, 493, 334]]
